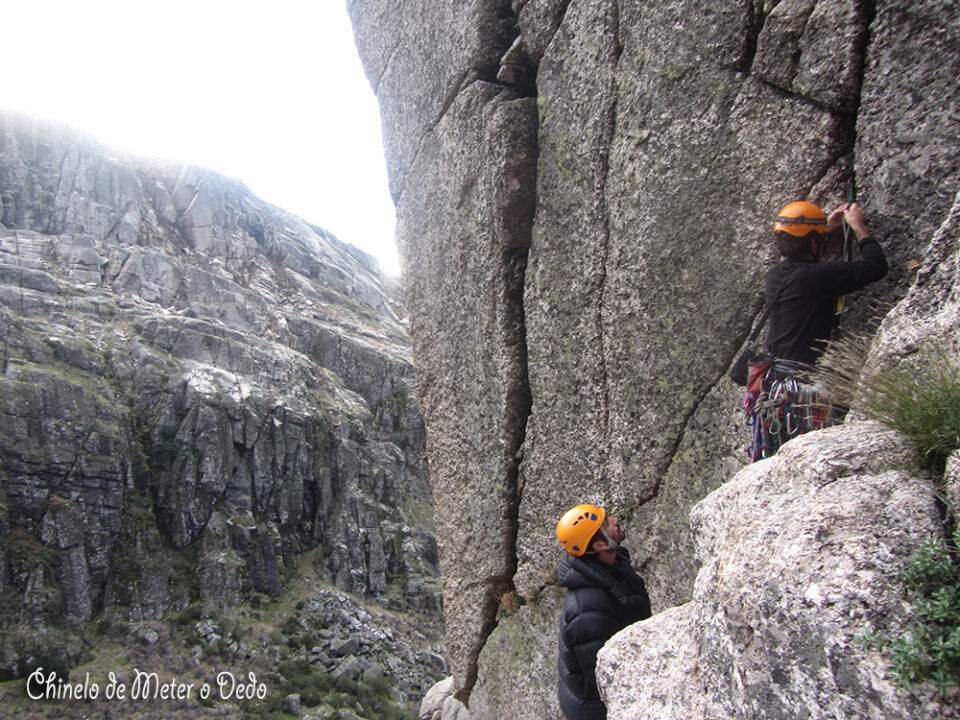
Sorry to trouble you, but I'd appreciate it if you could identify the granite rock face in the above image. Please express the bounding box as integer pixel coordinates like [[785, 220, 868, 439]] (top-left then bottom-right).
[[350, 1, 960, 714], [596, 422, 954, 720], [0, 111, 439, 677], [869, 187, 960, 364]]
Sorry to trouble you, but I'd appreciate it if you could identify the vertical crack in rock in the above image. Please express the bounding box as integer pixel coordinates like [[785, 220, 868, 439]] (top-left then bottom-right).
[[1, 324, 8, 375], [844, 0, 877, 187], [652, 135, 854, 489], [460, 238, 535, 708], [648, 0, 879, 480], [102, 201, 133, 245], [62, 429, 94, 486], [739, 0, 768, 74], [374, 42, 402, 95], [624, 0, 871, 603], [462, 241, 535, 702], [598, 0, 624, 472], [457, 6, 538, 704], [635, 135, 868, 604]]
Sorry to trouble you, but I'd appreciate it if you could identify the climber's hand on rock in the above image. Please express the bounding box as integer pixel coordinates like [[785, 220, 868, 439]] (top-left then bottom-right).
[[826, 203, 848, 232], [844, 202, 870, 240]]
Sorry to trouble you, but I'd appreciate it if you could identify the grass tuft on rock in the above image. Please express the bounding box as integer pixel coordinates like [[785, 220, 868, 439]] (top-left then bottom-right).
[[811, 335, 960, 470]]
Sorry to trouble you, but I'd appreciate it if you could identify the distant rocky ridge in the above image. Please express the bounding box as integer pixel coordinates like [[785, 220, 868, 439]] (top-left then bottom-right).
[[348, 0, 959, 718], [0, 111, 440, 682]]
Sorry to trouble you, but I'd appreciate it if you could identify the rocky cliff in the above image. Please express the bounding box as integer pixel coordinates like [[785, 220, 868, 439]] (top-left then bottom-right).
[[348, 0, 959, 717], [0, 110, 441, 690]]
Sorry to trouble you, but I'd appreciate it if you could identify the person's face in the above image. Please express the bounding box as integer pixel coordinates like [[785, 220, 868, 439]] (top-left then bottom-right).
[[603, 514, 626, 544]]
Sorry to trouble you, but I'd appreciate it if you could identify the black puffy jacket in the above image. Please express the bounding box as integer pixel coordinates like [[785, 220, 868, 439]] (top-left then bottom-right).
[[557, 548, 651, 720]]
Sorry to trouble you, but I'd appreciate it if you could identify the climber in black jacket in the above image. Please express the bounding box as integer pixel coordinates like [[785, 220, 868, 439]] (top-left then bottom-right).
[[745, 200, 889, 461], [556, 504, 651, 720], [765, 200, 888, 366]]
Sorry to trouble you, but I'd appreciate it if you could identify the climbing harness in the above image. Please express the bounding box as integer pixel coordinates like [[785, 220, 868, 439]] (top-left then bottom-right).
[[743, 359, 835, 462]]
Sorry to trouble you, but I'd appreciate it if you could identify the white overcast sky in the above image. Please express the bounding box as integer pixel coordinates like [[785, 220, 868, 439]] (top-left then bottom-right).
[[2, 1, 400, 276]]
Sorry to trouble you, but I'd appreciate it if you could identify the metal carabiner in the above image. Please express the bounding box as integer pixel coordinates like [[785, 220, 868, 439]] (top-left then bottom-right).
[[785, 409, 799, 435], [768, 413, 782, 435]]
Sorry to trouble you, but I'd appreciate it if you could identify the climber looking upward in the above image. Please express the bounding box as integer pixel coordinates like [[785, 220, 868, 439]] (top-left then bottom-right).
[[556, 504, 651, 720], [745, 200, 888, 461]]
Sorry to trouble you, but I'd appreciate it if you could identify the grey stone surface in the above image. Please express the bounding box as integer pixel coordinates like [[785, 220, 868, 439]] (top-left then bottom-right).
[[419, 676, 455, 720], [754, 0, 868, 113], [469, 585, 563, 720], [855, 0, 960, 314], [597, 422, 953, 720], [626, 378, 747, 610], [869, 188, 960, 363], [349, 1, 960, 714], [420, 675, 472, 720], [0, 110, 440, 675], [332, 654, 365, 681], [284, 693, 303, 715], [514, 0, 571, 65], [945, 451, 960, 522], [346, 0, 519, 202], [331, 635, 360, 657], [440, 695, 471, 720], [392, 77, 537, 695]]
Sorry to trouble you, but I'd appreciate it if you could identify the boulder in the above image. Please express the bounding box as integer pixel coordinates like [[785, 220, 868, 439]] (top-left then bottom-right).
[[420, 676, 456, 720], [284, 693, 302, 715], [331, 654, 366, 681], [597, 422, 951, 719], [418, 677, 470, 720], [330, 636, 360, 658]]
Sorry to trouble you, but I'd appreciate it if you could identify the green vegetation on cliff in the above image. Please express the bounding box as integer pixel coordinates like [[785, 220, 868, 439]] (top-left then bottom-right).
[[866, 529, 960, 695]]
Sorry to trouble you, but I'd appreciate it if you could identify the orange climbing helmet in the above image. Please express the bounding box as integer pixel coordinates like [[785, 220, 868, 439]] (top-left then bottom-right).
[[556, 504, 605, 557], [773, 200, 828, 237]]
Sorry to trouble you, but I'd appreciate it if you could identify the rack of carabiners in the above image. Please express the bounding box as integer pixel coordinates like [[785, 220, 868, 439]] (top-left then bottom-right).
[[744, 366, 830, 461]]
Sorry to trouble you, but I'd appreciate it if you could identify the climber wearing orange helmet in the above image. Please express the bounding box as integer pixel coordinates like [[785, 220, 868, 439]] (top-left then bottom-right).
[[744, 199, 888, 461], [555, 504, 651, 720], [765, 199, 886, 366]]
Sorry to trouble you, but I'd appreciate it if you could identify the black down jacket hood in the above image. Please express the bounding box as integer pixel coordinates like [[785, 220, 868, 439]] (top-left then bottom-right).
[[556, 548, 651, 720]]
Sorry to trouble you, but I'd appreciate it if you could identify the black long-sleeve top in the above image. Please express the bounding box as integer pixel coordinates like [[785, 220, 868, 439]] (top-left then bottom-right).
[[764, 237, 888, 366]]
